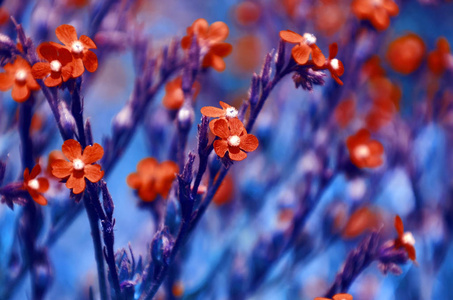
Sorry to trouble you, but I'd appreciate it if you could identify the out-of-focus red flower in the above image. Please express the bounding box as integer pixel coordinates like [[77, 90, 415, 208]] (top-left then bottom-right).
[[212, 118, 259, 161], [234, 1, 261, 26], [342, 207, 380, 239], [53, 24, 98, 77], [0, 57, 40, 102], [22, 164, 49, 206], [127, 158, 179, 202], [334, 98, 356, 128], [361, 55, 386, 80], [351, 0, 399, 31], [51, 139, 105, 194], [232, 35, 263, 73], [171, 281, 184, 298], [346, 129, 384, 168], [32, 42, 74, 87], [427, 37, 451, 76], [394, 215, 416, 261], [212, 174, 234, 206], [162, 76, 200, 110], [386, 33, 426, 75], [181, 19, 233, 72], [279, 30, 326, 67], [312, 0, 347, 36]]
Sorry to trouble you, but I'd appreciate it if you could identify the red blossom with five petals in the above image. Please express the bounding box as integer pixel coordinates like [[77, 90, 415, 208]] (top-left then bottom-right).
[[346, 129, 384, 168], [0, 57, 40, 102], [201, 101, 239, 133], [279, 30, 326, 67], [52, 24, 98, 77], [212, 118, 258, 161], [22, 164, 49, 206], [32, 42, 74, 87], [50, 139, 105, 194]]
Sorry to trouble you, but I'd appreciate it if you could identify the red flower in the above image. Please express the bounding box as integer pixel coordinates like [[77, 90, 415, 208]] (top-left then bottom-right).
[[212, 118, 259, 161], [351, 0, 399, 31], [126, 158, 179, 202], [428, 37, 451, 76], [394, 215, 416, 261], [342, 207, 380, 239], [31, 42, 74, 87], [162, 76, 200, 110], [181, 19, 233, 72], [386, 33, 425, 75], [52, 24, 98, 77], [346, 129, 384, 168], [50, 139, 105, 194], [325, 43, 344, 85], [201, 101, 239, 133], [0, 57, 40, 102], [22, 164, 49, 206], [279, 30, 326, 67]]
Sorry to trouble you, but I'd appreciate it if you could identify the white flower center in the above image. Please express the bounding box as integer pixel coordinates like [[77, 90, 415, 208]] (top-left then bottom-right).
[[228, 135, 241, 147], [71, 41, 84, 54], [225, 107, 238, 118], [303, 33, 317, 45], [402, 232, 415, 246], [73, 159, 85, 170], [28, 179, 40, 190], [50, 60, 62, 72], [15, 70, 27, 82], [330, 58, 340, 70], [354, 145, 370, 159]]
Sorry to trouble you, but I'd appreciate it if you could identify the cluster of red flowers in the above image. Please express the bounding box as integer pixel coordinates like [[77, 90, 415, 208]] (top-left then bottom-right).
[[279, 30, 344, 85], [201, 101, 259, 161], [0, 24, 97, 102], [182, 19, 233, 72], [127, 158, 179, 202]]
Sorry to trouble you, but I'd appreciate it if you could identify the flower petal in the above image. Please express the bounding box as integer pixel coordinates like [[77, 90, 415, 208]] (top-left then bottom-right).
[[219, 101, 231, 109], [12, 83, 30, 102], [37, 42, 58, 61], [56, 24, 78, 46], [62, 139, 82, 161], [279, 30, 304, 44], [37, 178, 50, 193], [382, 0, 399, 16], [30, 164, 42, 179], [66, 173, 86, 194], [51, 159, 73, 178], [311, 44, 326, 67], [138, 183, 158, 202], [210, 43, 233, 57], [82, 143, 104, 164], [202, 54, 226, 72], [23, 168, 30, 181], [329, 43, 338, 59], [291, 44, 310, 65], [333, 294, 353, 300], [0, 73, 14, 91], [394, 215, 404, 237], [212, 118, 230, 139], [61, 65, 73, 82], [207, 21, 229, 43], [181, 36, 193, 49], [437, 37, 450, 53], [228, 147, 247, 161], [58, 47, 74, 65], [31, 62, 51, 79], [26, 75, 40, 91], [82, 50, 98, 73], [127, 173, 142, 189], [240, 134, 259, 152], [84, 164, 104, 183], [80, 35, 97, 49], [137, 157, 158, 175], [192, 18, 209, 36], [371, 7, 390, 31], [200, 106, 225, 118], [44, 73, 62, 87], [72, 58, 85, 78], [213, 140, 228, 158], [404, 244, 416, 261], [228, 118, 245, 136], [30, 192, 48, 206]]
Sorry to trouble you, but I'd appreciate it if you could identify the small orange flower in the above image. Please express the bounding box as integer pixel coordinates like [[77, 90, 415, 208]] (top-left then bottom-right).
[[181, 19, 233, 72], [201, 101, 240, 133], [279, 30, 326, 66], [52, 24, 98, 77], [234, 1, 261, 27], [427, 37, 451, 76], [334, 98, 355, 128], [22, 164, 49, 206], [162, 76, 200, 110], [386, 33, 425, 75], [315, 293, 353, 300], [394, 215, 416, 261], [346, 129, 384, 168], [351, 0, 399, 31], [51, 139, 104, 194], [324, 43, 344, 85], [0, 57, 40, 102], [212, 118, 259, 161], [126, 158, 179, 202], [31, 43, 74, 87]]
